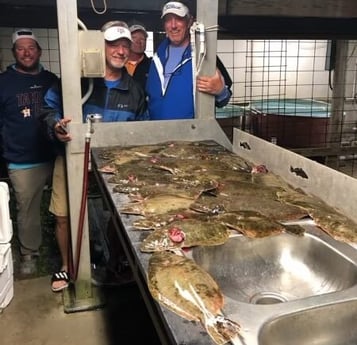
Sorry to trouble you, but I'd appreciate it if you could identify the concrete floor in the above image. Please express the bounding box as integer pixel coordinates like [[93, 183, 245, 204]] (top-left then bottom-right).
[[1, 276, 108, 345], [0, 182, 162, 345], [0, 275, 161, 345]]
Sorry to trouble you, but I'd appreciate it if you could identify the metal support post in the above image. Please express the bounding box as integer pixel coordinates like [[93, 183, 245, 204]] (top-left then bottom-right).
[[195, 0, 219, 119], [56, 0, 104, 312], [326, 40, 348, 169]]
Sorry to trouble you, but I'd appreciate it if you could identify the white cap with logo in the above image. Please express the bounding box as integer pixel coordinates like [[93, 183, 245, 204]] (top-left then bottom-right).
[[161, 1, 190, 18], [12, 29, 39, 44], [102, 21, 132, 42]]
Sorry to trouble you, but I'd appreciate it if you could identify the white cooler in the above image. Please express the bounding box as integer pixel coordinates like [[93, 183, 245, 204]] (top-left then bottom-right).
[[0, 182, 13, 243], [0, 181, 14, 311], [0, 243, 13, 310]]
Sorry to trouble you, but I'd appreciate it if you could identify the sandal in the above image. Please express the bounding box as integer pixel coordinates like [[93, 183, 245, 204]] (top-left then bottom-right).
[[51, 271, 70, 292]]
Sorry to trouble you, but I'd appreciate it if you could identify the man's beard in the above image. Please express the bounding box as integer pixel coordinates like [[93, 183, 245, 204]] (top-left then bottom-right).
[[16, 61, 40, 73]]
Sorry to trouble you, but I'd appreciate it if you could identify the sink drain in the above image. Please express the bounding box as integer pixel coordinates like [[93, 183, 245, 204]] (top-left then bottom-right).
[[249, 291, 288, 304]]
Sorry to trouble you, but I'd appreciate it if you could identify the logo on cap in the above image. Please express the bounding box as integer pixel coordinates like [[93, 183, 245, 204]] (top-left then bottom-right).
[[104, 26, 132, 42], [161, 1, 189, 18]]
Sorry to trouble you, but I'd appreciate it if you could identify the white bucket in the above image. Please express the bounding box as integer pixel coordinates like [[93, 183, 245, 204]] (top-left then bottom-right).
[[0, 243, 14, 310], [0, 182, 13, 243]]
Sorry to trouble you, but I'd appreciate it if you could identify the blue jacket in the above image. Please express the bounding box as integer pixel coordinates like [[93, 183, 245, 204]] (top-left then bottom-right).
[[146, 38, 232, 120], [41, 69, 148, 155], [146, 38, 194, 120], [0, 64, 58, 164], [43, 68, 149, 124], [82, 68, 148, 122]]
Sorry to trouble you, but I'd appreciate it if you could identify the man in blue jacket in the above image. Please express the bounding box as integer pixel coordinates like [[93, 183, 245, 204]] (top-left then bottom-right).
[[146, 0, 232, 120], [82, 20, 148, 122], [0, 29, 58, 274], [42, 20, 147, 291]]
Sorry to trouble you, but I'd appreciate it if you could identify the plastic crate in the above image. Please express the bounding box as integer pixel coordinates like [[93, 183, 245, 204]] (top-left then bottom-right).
[[0, 243, 14, 310], [0, 182, 13, 243]]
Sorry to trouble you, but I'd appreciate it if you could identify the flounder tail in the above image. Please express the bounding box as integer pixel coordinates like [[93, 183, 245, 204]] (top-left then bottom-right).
[[206, 315, 241, 345], [176, 280, 242, 345]]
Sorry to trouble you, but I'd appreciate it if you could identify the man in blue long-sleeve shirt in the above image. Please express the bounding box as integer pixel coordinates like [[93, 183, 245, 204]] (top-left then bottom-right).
[[146, 0, 232, 120], [42, 21, 147, 291], [0, 29, 58, 274]]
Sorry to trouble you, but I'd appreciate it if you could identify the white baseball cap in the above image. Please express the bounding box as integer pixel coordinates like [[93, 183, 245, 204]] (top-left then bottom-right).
[[12, 28, 39, 44], [102, 21, 132, 42], [161, 1, 190, 18]]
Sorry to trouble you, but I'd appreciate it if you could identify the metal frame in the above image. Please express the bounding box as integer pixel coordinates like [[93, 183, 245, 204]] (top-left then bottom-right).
[[195, 0, 218, 119], [56, 0, 226, 311], [56, 0, 97, 310]]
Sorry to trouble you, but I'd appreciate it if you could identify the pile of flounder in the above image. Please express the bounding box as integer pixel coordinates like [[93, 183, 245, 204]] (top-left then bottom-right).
[[97, 140, 357, 345]]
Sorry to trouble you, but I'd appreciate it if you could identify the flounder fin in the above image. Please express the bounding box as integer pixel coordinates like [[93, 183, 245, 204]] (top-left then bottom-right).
[[206, 315, 241, 345]]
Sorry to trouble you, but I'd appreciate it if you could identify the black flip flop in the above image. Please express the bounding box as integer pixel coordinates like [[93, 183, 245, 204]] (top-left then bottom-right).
[[51, 271, 70, 292]]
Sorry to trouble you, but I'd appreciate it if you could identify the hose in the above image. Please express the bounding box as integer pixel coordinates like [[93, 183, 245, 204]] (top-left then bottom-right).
[[72, 115, 100, 281], [73, 135, 91, 281]]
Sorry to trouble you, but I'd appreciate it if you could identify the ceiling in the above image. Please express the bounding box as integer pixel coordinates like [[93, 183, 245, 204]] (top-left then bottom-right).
[[1, 0, 357, 38]]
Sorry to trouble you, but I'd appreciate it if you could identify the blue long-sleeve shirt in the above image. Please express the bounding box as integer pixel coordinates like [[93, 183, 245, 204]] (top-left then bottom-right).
[[0, 64, 58, 164], [81, 69, 148, 122], [42, 68, 148, 126], [146, 38, 232, 120], [41, 69, 149, 155]]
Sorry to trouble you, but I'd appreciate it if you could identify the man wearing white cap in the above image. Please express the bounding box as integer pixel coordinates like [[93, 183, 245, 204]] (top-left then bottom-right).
[[126, 24, 152, 91], [80, 20, 147, 121], [146, 0, 232, 120], [0, 28, 58, 274], [45, 21, 147, 125], [41, 20, 147, 290]]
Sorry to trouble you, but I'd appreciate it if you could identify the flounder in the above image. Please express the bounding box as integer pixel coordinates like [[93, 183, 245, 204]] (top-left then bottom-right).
[[190, 193, 308, 221], [216, 211, 305, 238], [119, 194, 196, 216], [126, 177, 219, 201], [97, 144, 158, 168], [277, 190, 357, 244], [132, 211, 209, 231], [140, 219, 230, 252], [148, 251, 241, 345], [156, 140, 227, 159], [216, 211, 285, 238]]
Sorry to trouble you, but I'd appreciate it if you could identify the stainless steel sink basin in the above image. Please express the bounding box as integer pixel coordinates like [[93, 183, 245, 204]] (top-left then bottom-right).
[[191, 232, 357, 304], [258, 299, 357, 345]]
